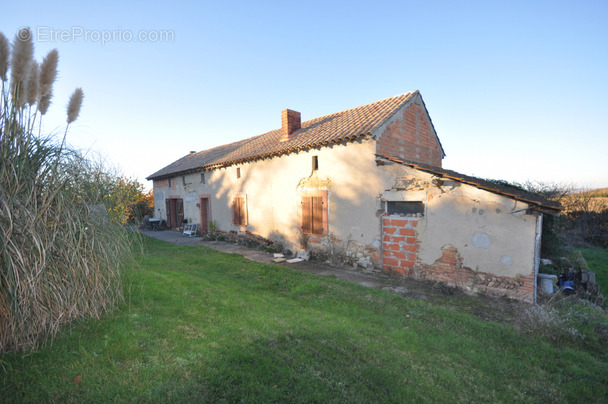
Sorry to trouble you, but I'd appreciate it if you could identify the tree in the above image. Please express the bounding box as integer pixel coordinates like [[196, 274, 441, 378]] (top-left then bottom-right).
[[105, 178, 154, 224]]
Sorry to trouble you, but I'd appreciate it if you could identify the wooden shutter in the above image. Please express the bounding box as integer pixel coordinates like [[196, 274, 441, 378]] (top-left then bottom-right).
[[239, 197, 246, 225], [233, 196, 246, 225], [232, 197, 238, 224], [301, 196, 312, 234], [312, 196, 323, 235], [165, 199, 171, 228], [177, 199, 184, 226]]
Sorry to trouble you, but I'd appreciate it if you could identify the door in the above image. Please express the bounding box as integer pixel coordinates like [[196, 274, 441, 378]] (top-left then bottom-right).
[[199, 198, 210, 235], [165, 199, 171, 228], [165, 198, 184, 230], [176, 199, 184, 228]]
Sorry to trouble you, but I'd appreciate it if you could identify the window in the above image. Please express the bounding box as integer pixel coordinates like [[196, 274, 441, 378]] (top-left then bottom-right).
[[168, 178, 172, 187], [300, 190, 328, 235], [387, 201, 424, 216], [232, 194, 247, 226], [236, 167, 241, 179], [182, 176, 187, 186], [312, 155, 319, 171], [200, 172, 206, 184]]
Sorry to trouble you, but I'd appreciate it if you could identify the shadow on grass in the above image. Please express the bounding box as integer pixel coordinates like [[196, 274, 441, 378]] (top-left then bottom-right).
[[149, 329, 414, 403]]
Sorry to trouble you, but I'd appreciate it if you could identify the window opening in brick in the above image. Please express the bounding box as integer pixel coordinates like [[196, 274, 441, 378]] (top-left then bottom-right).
[[236, 167, 241, 179], [168, 178, 172, 187], [182, 176, 187, 186], [387, 201, 424, 216], [312, 155, 319, 171], [200, 172, 206, 184]]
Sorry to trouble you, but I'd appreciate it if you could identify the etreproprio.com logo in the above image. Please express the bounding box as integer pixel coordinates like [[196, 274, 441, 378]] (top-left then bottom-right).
[[19, 26, 175, 45]]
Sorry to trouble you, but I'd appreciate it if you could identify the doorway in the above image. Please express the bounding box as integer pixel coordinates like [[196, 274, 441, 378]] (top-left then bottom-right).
[[199, 197, 210, 235], [165, 198, 184, 230]]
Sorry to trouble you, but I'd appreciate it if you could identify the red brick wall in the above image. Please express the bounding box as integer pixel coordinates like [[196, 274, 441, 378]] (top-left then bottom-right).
[[153, 179, 168, 187], [381, 217, 535, 303], [382, 217, 420, 274], [376, 103, 443, 167]]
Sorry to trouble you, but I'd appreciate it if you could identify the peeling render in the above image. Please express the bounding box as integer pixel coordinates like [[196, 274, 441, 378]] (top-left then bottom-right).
[[378, 165, 541, 302]]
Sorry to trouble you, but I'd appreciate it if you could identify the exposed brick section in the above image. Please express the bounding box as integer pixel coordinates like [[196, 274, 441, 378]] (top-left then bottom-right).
[[376, 102, 443, 167], [281, 109, 301, 141], [154, 179, 169, 187], [381, 216, 535, 303], [413, 247, 535, 303], [381, 217, 420, 276]]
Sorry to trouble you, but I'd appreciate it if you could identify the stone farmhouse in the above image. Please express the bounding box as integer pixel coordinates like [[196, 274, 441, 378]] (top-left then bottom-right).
[[147, 91, 561, 303]]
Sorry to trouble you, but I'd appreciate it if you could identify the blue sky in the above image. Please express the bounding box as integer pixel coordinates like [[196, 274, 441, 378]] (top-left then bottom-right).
[[2, 0, 607, 190]]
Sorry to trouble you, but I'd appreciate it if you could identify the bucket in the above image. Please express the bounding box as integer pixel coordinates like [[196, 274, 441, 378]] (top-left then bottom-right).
[[537, 273, 557, 295]]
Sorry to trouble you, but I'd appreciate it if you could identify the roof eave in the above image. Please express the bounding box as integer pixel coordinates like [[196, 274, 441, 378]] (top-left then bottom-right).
[[376, 155, 562, 215]]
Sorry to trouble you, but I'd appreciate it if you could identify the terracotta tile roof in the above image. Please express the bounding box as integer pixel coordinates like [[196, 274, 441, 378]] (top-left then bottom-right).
[[147, 91, 420, 180], [376, 154, 562, 215]]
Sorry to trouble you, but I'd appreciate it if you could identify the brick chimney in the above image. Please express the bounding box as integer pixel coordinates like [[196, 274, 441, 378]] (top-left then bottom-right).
[[281, 109, 301, 141]]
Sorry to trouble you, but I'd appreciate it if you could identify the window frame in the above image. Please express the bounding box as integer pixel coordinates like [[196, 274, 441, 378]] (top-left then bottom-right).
[[386, 200, 425, 216]]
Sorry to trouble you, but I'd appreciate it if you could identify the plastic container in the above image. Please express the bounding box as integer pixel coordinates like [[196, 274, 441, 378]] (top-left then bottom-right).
[[537, 273, 557, 295]]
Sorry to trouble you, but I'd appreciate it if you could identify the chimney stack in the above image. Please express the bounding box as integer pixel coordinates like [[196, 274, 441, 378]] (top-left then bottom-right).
[[281, 109, 301, 141]]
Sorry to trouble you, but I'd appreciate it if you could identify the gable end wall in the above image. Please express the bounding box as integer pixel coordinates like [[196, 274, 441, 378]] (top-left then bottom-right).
[[376, 99, 443, 167]]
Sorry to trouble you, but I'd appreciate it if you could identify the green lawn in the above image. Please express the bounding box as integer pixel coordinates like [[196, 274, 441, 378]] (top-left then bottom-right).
[[578, 246, 608, 290], [2, 237, 607, 403]]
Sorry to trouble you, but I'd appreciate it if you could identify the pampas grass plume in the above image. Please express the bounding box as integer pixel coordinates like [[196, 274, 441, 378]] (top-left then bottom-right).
[[38, 92, 52, 115], [38, 49, 58, 115], [0, 32, 9, 82], [26, 60, 39, 106], [39, 49, 58, 95], [10, 27, 34, 101], [66, 87, 83, 124]]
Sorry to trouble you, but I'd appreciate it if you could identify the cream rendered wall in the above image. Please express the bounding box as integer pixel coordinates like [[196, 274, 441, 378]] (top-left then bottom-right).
[[153, 141, 539, 281], [154, 138, 388, 249], [422, 182, 537, 278], [379, 164, 539, 279]]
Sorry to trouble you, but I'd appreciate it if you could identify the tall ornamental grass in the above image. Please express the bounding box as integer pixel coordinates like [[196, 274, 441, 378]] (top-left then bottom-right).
[[0, 28, 137, 352]]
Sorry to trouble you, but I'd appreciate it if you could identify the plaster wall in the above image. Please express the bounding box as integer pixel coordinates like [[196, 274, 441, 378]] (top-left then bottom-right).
[[379, 164, 539, 279], [153, 142, 540, 295], [420, 183, 537, 278], [153, 139, 388, 251]]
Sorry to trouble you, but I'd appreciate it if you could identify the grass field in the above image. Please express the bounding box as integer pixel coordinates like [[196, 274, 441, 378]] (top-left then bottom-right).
[[579, 247, 608, 290], [2, 237, 607, 403]]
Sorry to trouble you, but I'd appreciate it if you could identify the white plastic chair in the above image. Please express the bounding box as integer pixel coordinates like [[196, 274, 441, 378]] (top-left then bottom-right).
[[182, 223, 199, 237]]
